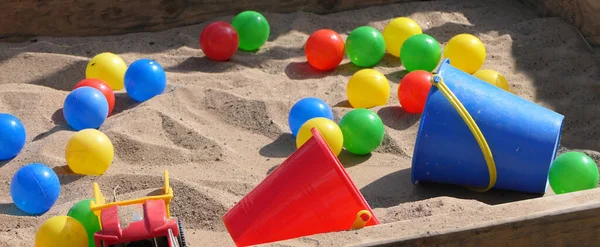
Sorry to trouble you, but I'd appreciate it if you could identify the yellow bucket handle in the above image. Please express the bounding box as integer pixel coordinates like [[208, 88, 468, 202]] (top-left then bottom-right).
[[429, 74, 497, 192], [351, 210, 372, 230]]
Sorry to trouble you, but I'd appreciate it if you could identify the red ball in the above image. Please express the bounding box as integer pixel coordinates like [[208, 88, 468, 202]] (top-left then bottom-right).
[[73, 78, 116, 115], [304, 29, 345, 71], [200, 21, 239, 61], [398, 70, 433, 114]]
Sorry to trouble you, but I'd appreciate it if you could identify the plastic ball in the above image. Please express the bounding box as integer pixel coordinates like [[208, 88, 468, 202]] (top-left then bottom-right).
[[296, 117, 343, 156], [66, 129, 114, 175], [0, 113, 26, 160], [200, 21, 239, 61], [35, 216, 88, 247], [124, 58, 167, 102], [74, 78, 115, 115], [400, 34, 441, 72], [398, 70, 433, 114], [86, 52, 128, 90], [288, 97, 334, 137], [10, 163, 60, 215], [67, 199, 101, 246], [345, 26, 386, 67], [473, 69, 510, 92], [63, 86, 109, 131], [231, 10, 270, 51], [346, 69, 391, 108], [444, 33, 486, 74], [339, 109, 385, 155], [304, 29, 345, 71], [549, 152, 599, 195], [382, 17, 423, 57]]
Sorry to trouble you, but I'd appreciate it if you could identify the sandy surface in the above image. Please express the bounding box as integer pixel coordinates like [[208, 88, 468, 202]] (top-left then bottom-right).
[[0, 0, 599, 246]]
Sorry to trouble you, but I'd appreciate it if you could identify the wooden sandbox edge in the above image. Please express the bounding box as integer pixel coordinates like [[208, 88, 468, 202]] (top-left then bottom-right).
[[0, 0, 417, 42], [521, 0, 600, 45], [266, 188, 600, 246]]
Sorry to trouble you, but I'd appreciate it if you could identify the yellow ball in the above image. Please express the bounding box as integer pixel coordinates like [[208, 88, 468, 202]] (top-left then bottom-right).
[[473, 69, 510, 92], [383, 17, 423, 57], [347, 69, 390, 109], [86, 52, 128, 90], [36, 216, 88, 247], [66, 129, 114, 175], [296, 117, 344, 156], [443, 34, 486, 74]]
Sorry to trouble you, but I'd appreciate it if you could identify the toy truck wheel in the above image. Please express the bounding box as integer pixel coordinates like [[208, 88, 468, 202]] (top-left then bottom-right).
[[177, 219, 187, 247]]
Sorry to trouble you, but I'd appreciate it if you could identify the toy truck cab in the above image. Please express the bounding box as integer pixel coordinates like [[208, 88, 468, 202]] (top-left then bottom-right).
[[90, 171, 186, 247]]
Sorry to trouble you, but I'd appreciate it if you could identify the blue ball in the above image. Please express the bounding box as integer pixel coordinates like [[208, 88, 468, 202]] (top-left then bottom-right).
[[288, 97, 334, 136], [0, 113, 26, 160], [63, 86, 109, 131], [10, 163, 60, 215], [124, 58, 167, 102]]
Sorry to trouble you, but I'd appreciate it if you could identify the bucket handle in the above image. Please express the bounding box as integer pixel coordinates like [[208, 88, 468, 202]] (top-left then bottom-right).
[[429, 74, 498, 192]]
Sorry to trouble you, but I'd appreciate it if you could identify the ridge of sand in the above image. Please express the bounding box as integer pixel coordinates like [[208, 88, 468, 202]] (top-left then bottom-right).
[[0, 0, 599, 246]]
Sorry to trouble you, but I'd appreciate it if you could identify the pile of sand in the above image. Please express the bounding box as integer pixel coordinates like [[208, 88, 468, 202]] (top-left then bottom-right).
[[0, 0, 599, 246]]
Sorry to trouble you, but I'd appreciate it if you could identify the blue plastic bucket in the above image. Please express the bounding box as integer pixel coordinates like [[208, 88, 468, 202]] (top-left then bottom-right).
[[411, 59, 564, 194]]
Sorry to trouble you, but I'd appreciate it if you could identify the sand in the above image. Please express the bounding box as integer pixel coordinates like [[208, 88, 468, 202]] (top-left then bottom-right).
[[0, 0, 599, 246]]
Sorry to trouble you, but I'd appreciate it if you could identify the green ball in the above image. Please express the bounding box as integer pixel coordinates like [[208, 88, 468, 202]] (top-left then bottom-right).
[[345, 26, 386, 68], [339, 108, 385, 155], [231, 10, 270, 51], [549, 151, 599, 194], [400, 33, 441, 72], [67, 198, 101, 247]]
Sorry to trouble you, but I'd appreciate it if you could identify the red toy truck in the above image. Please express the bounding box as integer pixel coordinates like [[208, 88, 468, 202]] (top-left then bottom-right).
[[90, 170, 186, 247]]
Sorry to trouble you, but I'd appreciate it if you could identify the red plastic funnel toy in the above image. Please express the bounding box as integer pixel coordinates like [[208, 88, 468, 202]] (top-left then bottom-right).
[[222, 128, 380, 246]]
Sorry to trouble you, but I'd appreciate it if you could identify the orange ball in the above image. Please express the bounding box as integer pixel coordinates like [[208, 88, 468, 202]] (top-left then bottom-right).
[[398, 70, 433, 114], [304, 29, 345, 71]]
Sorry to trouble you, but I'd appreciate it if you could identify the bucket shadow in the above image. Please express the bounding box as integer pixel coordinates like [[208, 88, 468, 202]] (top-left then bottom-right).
[[361, 168, 541, 209], [259, 133, 296, 158], [377, 106, 421, 131], [53, 165, 85, 185], [0, 203, 32, 217]]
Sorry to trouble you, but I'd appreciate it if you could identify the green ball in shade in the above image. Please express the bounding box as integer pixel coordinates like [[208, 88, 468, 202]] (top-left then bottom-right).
[[67, 198, 101, 247], [339, 108, 385, 155], [231, 10, 270, 51], [400, 33, 441, 72], [549, 152, 599, 194], [345, 26, 386, 68]]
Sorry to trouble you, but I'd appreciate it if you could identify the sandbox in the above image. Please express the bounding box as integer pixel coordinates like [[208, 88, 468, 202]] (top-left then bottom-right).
[[0, 0, 599, 246]]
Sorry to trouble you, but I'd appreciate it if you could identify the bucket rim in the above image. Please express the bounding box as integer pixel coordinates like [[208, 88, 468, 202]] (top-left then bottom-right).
[[410, 59, 450, 185]]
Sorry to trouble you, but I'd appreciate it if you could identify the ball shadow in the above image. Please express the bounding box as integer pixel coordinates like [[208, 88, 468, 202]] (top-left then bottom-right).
[[112, 92, 141, 115], [164, 56, 237, 74], [32, 108, 71, 142], [284, 62, 332, 80], [377, 106, 421, 131], [259, 133, 296, 158], [53, 165, 85, 185], [338, 150, 372, 168], [386, 69, 410, 83], [0, 203, 33, 217], [379, 53, 402, 68], [333, 100, 352, 108]]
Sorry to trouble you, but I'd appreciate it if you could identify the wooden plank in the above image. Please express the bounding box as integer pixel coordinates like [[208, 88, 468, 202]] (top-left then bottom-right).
[[266, 188, 600, 246], [521, 0, 600, 45], [0, 0, 417, 40], [359, 202, 600, 246]]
